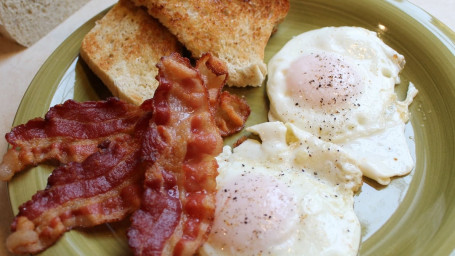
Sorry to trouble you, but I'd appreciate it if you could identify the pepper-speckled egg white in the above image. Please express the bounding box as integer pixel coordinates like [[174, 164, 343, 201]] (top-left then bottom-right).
[[198, 122, 363, 256], [267, 26, 417, 185]]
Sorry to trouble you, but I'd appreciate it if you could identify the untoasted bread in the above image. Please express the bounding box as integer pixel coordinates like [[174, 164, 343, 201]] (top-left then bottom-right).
[[131, 0, 290, 87], [80, 0, 182, 105], [0, 0, 89, 47]]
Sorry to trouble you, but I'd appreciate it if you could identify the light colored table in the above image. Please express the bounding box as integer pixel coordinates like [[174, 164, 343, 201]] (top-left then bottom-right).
[[0, 0, 453, 255]]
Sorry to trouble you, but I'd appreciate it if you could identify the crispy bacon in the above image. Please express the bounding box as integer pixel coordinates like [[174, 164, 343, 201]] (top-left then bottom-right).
[[197, 53, 251, 137], [6, 134, 144, 254], [215, 91, 251, 136], [5, 99, 159, 254], [0, 98, 143, 181], [2, 52, 249, 255], [127, 53, 222, 256]]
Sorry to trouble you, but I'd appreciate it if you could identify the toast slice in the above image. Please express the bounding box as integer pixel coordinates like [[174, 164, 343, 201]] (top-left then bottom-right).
[[80, 0, 182, 105], [131, 0, 290, 87]]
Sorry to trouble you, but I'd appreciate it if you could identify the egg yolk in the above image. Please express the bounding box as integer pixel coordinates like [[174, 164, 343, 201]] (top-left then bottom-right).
[[209, 172, 298, 254], [286, 52, 364, 112]]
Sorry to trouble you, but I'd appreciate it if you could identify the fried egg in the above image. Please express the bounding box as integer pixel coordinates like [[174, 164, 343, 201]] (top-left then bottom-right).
[[198, 122, 362, 256], [267, 26, 418, 185]]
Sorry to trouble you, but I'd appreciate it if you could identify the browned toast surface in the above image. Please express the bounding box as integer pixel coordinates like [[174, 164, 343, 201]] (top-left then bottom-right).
[[131, 0, 290, 87], [80, 0, 182, 105]]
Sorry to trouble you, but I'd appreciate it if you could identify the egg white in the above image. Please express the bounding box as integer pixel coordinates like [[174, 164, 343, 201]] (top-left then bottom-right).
[[267, 26, 417, 185], [198, 122, 362, 256]]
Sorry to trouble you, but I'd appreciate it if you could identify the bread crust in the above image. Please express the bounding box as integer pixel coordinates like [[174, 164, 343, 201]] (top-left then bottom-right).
[[80, 0, 182, 105], [131, 0, 290, 87]]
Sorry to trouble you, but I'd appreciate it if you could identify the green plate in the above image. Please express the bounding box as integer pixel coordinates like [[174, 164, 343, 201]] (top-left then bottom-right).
[[7, 0, 455, 255]]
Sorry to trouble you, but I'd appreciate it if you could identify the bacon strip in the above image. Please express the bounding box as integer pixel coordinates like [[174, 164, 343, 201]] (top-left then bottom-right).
[[0, 98, 143, 181], [197, 53, 251, 137], [127, 53, 222, 256], [6, 134, 144, 254], [215, 91, 251, 136], [5, 99, 158, 255]]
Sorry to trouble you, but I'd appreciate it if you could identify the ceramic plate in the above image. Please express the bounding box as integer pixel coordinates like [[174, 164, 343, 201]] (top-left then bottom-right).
[[7, 0, 455, 255]]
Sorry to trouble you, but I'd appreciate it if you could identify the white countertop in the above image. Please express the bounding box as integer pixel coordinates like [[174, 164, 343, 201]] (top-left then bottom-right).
[[0, 0, 453, 255]]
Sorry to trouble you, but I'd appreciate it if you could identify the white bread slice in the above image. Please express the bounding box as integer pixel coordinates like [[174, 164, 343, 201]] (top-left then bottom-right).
[[80, 0, 182, 105], [0, 0, 89, 47], [131, 0, 289, 87]]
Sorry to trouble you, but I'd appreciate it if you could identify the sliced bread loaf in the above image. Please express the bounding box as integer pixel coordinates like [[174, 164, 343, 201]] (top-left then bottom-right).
[[0, 0, 89, 46]]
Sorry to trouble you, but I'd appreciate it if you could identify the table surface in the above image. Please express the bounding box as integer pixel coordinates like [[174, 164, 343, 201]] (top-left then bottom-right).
[[0, 0, 453, 255]]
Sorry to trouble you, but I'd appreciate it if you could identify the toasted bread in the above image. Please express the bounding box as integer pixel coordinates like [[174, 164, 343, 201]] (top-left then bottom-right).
[[131, 0, 290, 87], [80, 0, 182, 105]]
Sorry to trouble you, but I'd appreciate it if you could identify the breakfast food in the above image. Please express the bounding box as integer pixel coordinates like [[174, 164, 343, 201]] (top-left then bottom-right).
[[0, 98, 143, 181], [2, 0, 419, 252], [195, 53, 251, 137], [80, 0, 182, 105], [0, 0, 89, 47], [267, 26, 417, 185], [7, 134, 143, 254], [128, 53, 223, 256], [199, 122, 362, 255], [131, 0, 290, 87], [1, 53, 250, 255]]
